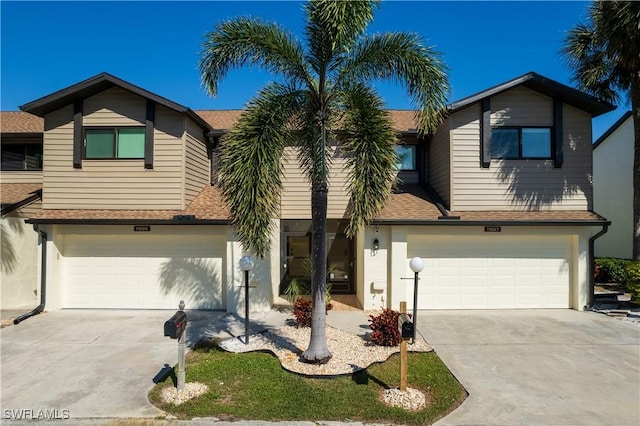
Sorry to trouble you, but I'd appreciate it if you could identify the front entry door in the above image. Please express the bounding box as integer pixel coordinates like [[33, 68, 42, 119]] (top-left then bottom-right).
[[280, 231, 354, 295], [327, 234, 354, 294], [281, 233, 310, 294]]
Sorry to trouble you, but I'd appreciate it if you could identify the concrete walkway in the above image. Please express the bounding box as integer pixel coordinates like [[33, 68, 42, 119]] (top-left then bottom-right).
[[418, 310, 640, 426]]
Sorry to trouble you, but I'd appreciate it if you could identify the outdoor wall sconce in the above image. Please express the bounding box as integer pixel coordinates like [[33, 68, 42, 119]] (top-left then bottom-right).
[[372, 238, 380, 253]]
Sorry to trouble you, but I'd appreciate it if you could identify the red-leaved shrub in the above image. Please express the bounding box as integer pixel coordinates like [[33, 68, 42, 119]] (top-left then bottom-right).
[[293, 298, 312, 328], [368, 309, 401, 346]]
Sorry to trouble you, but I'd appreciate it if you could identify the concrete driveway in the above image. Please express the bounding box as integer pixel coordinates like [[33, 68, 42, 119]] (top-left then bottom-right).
[[418, 310, 640, 426], [0, 309, 227, 419]]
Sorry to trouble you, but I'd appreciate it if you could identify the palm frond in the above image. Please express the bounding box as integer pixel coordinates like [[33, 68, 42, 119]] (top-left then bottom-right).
[[218, 83, 304, 257], [304, 0, 379, 75], [563, 1, 640, 103], [200, 17, 311, 97], [336, 32, 449, 134], [338, 84, 398, 238]]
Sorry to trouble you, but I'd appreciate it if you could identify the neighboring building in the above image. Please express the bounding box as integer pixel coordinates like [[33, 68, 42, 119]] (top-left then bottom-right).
[[593, 111, 634, 259], [1, 71, 614, 313], [1, 112, 43, 309]]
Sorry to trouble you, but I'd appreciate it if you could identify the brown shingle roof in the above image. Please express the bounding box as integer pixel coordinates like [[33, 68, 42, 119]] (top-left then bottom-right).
[[194, 110, 418, 133], [1, 183, 42, 205], [195, 110, 243, 131], [451, 210, 606, 222], [0, 112, 43, 133], [30, 185, 230, 222], [376, 186, 442, 220]]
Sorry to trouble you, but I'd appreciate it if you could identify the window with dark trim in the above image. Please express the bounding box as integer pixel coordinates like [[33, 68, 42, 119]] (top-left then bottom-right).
[[1, 142, 43, 170], [395, 144, 417, 170], [491, 127, 552, 159], [84, 127, 145, 159]]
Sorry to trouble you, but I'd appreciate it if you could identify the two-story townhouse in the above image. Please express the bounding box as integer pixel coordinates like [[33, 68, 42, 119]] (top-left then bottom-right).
[[362, 73, 614, 311], [1, 71, 613, 316]]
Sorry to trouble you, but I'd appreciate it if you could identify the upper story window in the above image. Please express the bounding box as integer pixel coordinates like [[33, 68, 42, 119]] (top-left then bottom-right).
[[1, 142, 43, 171], [491, 127, 552, 160], [84, 127, 145, 159], [395, 145, 416, 170]]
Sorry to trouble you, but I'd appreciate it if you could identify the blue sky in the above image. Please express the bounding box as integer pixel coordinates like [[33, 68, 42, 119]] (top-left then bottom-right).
[[0, 1, 629, 140]]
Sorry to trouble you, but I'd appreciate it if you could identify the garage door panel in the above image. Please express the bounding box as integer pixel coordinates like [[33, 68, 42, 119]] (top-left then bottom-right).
[[409, 235, 571, 309], [63, 234, 225, 309]]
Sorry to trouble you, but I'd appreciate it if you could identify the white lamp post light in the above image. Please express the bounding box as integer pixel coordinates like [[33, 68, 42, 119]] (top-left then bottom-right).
[[409, 257, 424, 343], [239, 255, 255, 345]]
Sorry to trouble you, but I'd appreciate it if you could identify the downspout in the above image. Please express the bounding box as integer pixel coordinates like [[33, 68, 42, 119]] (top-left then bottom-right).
[[588, 223, 609, 308], [13, 225, 47, 324]]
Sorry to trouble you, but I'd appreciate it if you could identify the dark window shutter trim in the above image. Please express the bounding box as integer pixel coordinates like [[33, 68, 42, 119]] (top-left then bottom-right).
[[480, 98, 491, 168], [73, 101, 83, 168], [553, 99, 563, 168], [145, 100, 155, 169]]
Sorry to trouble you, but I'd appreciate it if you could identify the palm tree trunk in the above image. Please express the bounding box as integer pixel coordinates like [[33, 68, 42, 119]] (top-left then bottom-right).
[[301, 180, 332, 364], [632, 81, 640, 261]]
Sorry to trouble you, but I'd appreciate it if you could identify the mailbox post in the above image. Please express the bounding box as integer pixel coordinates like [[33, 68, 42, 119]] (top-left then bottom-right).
[[164, 300, 187, 391]]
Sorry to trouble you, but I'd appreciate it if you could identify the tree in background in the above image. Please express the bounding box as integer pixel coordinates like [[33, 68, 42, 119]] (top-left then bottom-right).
[[563, 0, 640, 259], [200, 0, 448, 363]]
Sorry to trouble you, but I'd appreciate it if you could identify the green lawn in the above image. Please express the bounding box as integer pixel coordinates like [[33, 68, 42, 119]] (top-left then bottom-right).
[[149, 347, 466, 425]]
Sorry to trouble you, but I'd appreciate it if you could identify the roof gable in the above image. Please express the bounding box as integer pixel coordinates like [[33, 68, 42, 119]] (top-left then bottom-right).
[[593, 111, 633, 149], [20, 72, 212, 132], [449, 72, 615, 117]]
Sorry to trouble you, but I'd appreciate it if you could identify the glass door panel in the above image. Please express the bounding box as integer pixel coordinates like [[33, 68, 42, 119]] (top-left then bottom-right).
[[327, 234, 353, 294]]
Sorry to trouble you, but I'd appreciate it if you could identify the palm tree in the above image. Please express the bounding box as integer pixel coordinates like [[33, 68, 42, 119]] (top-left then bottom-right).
[[563, 0, 640, 260], [200, 0, 448, 363]]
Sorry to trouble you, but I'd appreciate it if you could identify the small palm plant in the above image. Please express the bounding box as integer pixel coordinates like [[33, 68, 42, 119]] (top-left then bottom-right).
[[283, 257, 333, 307]]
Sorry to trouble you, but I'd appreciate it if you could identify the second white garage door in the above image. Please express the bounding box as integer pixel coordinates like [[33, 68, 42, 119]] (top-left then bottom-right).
[[408, 234, 571, 309], [63, 233, 226, 309]]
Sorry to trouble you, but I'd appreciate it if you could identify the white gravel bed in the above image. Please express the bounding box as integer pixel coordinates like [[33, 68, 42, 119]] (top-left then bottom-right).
[[218, 324, 432, 376], [381, 387, 427, 411], [160, 382, 209, 405]]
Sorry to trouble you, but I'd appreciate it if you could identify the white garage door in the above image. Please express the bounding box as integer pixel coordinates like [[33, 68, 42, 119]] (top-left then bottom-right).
[[63, 234, 225, 309], [408, 234, 571, 309]]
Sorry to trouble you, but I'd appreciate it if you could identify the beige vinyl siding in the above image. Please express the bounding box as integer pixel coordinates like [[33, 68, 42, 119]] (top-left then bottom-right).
[[280, 146, 350, 219], [429, 117, 451, 206], [42, 96, 186, 209], [184, 119, 209, 206], [0, 171, 42, 184], [83, 87, 146, 125], [491, 87, 553, 126], [449, 95, 592, 211], [327, 149, 350, 218]]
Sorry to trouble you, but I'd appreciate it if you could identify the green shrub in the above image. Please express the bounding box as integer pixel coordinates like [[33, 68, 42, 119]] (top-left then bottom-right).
[[624, 261, 640, 303], [293, 298, 312, 327], [368, 309, 401, 346], [595, 257, 631, 283]]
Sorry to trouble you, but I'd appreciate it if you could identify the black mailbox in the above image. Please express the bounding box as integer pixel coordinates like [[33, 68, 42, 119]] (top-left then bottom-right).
[[164, 311, 187, 339], [398, 313, 414, 339]]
